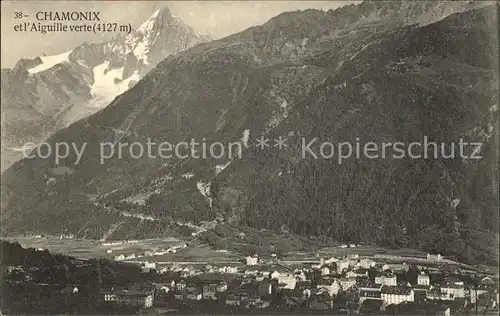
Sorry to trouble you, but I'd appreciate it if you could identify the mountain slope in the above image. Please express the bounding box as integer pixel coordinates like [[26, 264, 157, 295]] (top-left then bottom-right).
[[1, 7, 209, 171], [1, 1, 498, 264]]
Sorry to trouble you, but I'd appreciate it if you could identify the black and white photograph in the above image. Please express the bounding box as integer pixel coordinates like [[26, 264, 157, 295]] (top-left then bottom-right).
[[1, 1, 499, 315]]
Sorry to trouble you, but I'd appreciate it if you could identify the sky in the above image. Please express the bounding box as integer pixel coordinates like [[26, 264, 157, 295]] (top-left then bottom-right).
[[1, 1, 354, 68]]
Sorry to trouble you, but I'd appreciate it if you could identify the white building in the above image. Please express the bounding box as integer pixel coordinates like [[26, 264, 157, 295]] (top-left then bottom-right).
[[174, 293, 184, 300], [259, 282, 273, 296], [317, 278, 341, 296], [426, 253, 442, 261], [202, 285, 218, 300], [61, 286, 79, 294], [220, 266, 238, 274], [294, 270, 307, 281], [324, 257, 338, 265], [359, 290, 382, 304], [176, 281, 187, 291], [278, 273, 297, 290], [125, 253, 136, 260], [244, 268, 258, 276], [321, 266, 330, 276], [375, 273, 397, 286], [346, 269, 368, 278], [359, 283, 383, 292], [358, 258, 376, 269], [386, 263, 410, 272], [469, 289, 489, 304], [143, 262, 156, 269], [186, 292, 202, 301], [225, 293, 240, 306], [337, 259, 350, 274], [440, 284, 465, 300], [381, 286, 414, 305], [104, 291, 154, 308], [417, 272, 430, 286], [246, 255, 258, 266], [114, 254, 126, 261], [340, 277, 356, 291], [216, 282, 228, 292], [158, 286, 170, 293], [311, 262, 322, 269]]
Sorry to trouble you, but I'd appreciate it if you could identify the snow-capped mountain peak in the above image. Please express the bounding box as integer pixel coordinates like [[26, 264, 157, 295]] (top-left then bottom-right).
[[137, 7, 178, 33], [125, 7, 200, 66]]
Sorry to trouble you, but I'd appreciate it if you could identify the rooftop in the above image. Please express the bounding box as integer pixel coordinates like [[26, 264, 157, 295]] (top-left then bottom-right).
[[114, 290, 154, 297], [442, 283, 465, 289], [413, 284, 431, 290], [360, 290, 382, 298], [376, 271, 395, 277], [381, 285, 412, 295], [318, 278, 337, 285]]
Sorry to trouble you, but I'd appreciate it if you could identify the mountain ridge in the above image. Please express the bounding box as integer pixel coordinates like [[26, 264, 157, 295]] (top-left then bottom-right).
[[1, 1, 498, 264]]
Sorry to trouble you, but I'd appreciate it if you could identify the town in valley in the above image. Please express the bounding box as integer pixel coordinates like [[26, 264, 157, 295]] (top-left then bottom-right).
[[2, 238, 498, 315]]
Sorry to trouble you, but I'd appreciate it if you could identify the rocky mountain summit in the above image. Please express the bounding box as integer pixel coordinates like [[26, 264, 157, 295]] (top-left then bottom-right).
[[1, 7, 209, 171], [1, 1, 498, 264]]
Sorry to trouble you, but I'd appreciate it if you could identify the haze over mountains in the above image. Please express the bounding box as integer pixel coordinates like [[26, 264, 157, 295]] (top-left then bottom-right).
[[1, 1, 498, 265], [1, 7, 209, 170]]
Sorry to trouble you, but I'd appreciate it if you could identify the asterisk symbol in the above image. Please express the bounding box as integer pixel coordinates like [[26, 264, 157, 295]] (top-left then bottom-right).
[[255, 136, 270, 150], [274, 136, 287, 150]]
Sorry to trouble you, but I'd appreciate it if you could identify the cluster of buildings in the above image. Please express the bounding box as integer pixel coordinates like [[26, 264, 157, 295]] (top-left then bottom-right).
[[112, 243, 188, 261], [3, 245, 498, 315], [98, 252, 499, 313], [103, 286, 155, 309]]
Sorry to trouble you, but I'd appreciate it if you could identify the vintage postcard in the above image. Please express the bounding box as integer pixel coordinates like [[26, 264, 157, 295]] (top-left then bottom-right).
[[1, 1, 499, 315]]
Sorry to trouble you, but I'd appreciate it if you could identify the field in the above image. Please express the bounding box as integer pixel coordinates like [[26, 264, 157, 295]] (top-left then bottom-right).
[[3, 236, 184, 259], [4, 235, 495, 275], [130, 245, 241, 264]]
